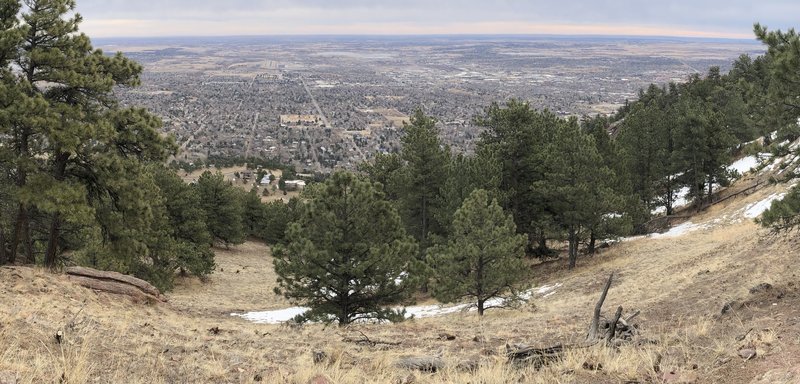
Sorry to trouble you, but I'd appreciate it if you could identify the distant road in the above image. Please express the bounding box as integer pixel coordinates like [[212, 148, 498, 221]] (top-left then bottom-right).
[[243, 112, 259, 159], [299, 76, 331, 128]]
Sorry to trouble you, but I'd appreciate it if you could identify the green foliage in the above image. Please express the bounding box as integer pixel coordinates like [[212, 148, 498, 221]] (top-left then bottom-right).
[[259, 199, 298, 245], [433, 152, 501, 239], [476, 100, 558, 254], [273, 172, 420, 325], [398, 109, 450, 248], [151, 167, 214, 278], [759, 186, 800, 232], [427, 189, 527, 315], [754, 23, 800, 127], [196, 171, 245, 246]]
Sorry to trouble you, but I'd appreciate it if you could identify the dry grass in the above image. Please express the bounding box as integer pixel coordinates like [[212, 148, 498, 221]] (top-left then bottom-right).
[[3, 179, 800, 382]]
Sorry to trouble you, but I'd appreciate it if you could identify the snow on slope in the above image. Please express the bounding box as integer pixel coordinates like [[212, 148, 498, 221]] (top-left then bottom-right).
[[232, 283, 563, 324]]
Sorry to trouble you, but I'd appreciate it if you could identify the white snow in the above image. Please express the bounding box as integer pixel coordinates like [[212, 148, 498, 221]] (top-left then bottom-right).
[[743, 193, 787, 219], [650, 221, 708, 239], [231, 283, 563, 324], [232, 306, 309, 324], [728, 156, 759, 175]]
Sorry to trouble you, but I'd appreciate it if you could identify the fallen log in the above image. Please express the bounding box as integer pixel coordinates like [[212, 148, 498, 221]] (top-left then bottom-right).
[[506, 343, 564, 368], [66, 266, 162, 298], [66, 270, 165, 302]]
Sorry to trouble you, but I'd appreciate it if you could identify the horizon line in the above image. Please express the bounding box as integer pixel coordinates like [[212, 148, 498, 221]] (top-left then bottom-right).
[[91, 32, 762, 43]]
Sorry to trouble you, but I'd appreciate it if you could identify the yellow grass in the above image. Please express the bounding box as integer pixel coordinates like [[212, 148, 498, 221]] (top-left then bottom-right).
[[2, 178, 800, 382]]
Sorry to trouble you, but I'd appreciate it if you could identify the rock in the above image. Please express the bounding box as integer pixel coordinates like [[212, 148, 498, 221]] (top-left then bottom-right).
[[307, 374, 332, 384], [749, 367, 800, 384], [749, 283, 773, 294], [0, 371, 16, 384], [738, 348, 757, 360], [438, 333, 456, 341], [472, 335, 485, 343]]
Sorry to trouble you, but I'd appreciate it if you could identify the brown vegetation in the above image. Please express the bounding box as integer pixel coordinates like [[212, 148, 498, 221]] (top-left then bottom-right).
[[2, 182, 800, 383]]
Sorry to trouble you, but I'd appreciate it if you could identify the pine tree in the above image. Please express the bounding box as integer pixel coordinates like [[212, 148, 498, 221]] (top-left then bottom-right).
[[542, 118, 613, 269], [476, 101, 556, 254], [433, 152, 502, 239], [2, 0, 174, 268], [273, 172, 420, 325], [754, 23, 800, 128], [196, 171, 245, 247], [151, 166, 214, 279], [399, 109, 449, 248], [358, 152, 406, 202], [427, 189, 527, 315]]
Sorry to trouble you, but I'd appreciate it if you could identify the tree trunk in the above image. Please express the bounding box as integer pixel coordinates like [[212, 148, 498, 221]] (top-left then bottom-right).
[[568, 227, 578, 269], [44, 213, 60, 269], [9, 204, 32, 264], [588, 230, 596, 255], [44, 152, 69, 269], [665, 175, 674, 216], [0, 227, 6, 264], [476, 255, 484, 315]]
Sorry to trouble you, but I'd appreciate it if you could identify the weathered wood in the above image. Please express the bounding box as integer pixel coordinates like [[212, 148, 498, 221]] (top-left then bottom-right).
[[506, 343, 564, 368], [587, 272, 614, 342], [67, 275, 164, 302], [606, 306, 623, 344], [395, 356, 445, 372], [65, 266, 161, 298]]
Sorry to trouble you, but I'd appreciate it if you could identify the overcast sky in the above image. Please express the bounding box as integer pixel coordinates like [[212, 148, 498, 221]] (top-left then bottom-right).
[[74, 1, 799, 39]]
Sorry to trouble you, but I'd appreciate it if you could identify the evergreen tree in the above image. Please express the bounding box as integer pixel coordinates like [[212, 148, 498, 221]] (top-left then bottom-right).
[[242, 186, 267, 238], [1, 0, 175, 268], [754, 24, 800, 130], [151, 166, 214, 279], [542, 118, 615, 269], [433, 152, 502, 239], [273, 172, 420, 325], [196, 171, 245, 247], [398, 109, 449, 248], [759, 186, 800, 232], [427, 189, 527, 315], [358, 152, 406, 202], [476, 100, 556, 254], [259, 198, 298, 245]]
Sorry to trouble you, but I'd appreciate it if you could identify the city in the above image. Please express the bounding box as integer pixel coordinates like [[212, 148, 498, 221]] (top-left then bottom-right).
[[100, 35, 763, 172]]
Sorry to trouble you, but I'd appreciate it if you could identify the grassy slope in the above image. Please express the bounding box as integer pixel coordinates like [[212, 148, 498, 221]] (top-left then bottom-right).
[[2, 179, 800, 383]]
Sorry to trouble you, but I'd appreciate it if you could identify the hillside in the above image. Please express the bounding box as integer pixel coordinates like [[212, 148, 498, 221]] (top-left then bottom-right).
[[2, 166, 800, 384]]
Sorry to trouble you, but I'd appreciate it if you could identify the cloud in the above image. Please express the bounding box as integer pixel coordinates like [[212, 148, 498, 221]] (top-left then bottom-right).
[[74, 0, 800, 38]]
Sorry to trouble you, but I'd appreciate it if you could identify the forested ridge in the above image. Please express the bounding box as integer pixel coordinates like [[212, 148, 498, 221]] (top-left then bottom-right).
[[2, 0, 800, 324]]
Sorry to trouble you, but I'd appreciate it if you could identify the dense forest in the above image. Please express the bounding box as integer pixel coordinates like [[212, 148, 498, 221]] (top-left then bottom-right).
[[1, 1, 800, 323]]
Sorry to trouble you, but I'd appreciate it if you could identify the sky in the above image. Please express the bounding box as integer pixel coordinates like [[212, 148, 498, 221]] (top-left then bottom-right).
[[74, 0, 800, 40]]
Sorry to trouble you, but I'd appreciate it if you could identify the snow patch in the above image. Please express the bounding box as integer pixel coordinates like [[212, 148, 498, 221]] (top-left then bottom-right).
[[650, 221, 709, 239], [728, 156, 759, 175], [232, 306, 309, 324], [231, 283, 563, 324], [743, 193, 787, 219]]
